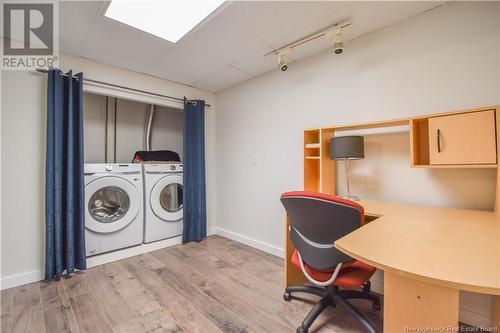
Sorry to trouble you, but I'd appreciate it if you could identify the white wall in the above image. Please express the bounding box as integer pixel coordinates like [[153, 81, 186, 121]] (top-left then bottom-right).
[[337, 131, 497, 211], [1, 70, 47, 288], [1, 52, 216, 289], [214, 2, 499, 326]]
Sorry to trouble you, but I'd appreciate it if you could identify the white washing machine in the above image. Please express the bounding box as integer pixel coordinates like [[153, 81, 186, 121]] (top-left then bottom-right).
[[143, 163, 183, 243], [84, 164, 143, 256]]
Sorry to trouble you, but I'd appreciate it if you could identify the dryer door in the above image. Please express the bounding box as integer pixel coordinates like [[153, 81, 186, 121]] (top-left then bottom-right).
[[85, 176, 140, 233], [150, 174, 183, 222]]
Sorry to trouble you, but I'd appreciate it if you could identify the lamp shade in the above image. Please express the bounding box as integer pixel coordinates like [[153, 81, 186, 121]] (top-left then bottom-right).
[[330, 136, 364, 160]]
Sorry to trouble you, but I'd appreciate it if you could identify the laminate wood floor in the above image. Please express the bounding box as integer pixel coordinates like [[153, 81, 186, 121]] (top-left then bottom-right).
[[1, 235, 382, 333]]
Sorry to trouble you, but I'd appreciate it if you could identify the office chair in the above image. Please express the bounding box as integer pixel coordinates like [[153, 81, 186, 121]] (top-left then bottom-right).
[[281, 191, 381, 333]]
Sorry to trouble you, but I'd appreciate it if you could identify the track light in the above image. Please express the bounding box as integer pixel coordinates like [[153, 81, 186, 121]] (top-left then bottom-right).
[[277, 48, 291, 71], [266, 19, 351, 65], [332, 27, 344, 55], [278, 54, 288, 71]]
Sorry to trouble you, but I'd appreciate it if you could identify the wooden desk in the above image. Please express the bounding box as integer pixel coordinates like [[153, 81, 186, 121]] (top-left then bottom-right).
[[284, 199, 500, 332]]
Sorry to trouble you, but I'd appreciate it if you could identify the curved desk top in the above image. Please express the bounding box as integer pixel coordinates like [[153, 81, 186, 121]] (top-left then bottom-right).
[[334, 199, 500, 295]]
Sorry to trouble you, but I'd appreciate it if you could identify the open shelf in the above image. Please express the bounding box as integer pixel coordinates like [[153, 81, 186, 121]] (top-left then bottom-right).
[[304, 130, 321, 191], [305, 143, 320, 149]]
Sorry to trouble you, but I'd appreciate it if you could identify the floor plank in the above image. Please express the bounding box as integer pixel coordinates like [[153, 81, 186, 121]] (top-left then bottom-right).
[[85, 266, 143, 330], [146, 251, 291, 332], [1, 236, 383, 333], [63, 273, 89, 298], [40, 280, 80, 333], [165, 239, 358, 333], [1, 287, 15, 333], [10, 282, 45, 333], [147, 252, 251, 333], [104, 260, 182, 332], [126, 255, 222, 333], [69, 293, 113, 333]]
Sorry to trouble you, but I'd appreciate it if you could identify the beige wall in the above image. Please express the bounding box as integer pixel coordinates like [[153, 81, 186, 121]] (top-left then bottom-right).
[[214, 2, 499, 326]]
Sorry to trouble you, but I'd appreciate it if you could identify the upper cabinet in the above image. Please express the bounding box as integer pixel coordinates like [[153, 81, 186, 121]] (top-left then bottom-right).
[[411, 107, 498, 168], [428, 110, 497, 165]]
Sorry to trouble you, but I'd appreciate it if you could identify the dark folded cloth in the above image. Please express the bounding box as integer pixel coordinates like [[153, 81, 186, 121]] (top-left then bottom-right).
[[132, 150, 180, 163]]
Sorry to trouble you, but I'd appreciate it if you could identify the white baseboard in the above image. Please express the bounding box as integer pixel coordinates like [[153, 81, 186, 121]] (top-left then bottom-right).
[[459, 308, 492, 327], [88, 226, 216, 268], [208, 226, 216, 236], [1, 270, 44, 290], [0, 227, 216, 291], [215, 227, 285, 258], [369, 270, 384, 294], [87, 236, 183, 268]]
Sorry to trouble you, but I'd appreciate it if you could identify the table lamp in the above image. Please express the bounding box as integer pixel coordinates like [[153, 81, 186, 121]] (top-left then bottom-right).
[[330, 136, 364, 201]]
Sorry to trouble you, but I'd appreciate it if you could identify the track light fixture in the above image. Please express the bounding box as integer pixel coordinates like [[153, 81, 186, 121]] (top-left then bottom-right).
[[277, 48, 291, 71], [332, 27, 344, 55], [266, 19, 352, 71]]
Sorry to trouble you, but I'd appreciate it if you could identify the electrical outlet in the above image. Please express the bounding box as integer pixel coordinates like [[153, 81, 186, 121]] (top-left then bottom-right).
[[250, 154, 259, 166]]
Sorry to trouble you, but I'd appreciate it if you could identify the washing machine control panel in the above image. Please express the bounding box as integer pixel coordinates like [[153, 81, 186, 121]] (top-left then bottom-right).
[[105, 165, 113, 171]]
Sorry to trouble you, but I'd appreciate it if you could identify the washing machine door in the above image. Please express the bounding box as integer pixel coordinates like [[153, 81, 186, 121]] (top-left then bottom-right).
[[85, 176, 140, 233], [150, 174, 183, 222]]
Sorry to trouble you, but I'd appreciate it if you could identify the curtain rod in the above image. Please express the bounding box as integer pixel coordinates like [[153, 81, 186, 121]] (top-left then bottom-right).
[[35, 68, 211, 108]]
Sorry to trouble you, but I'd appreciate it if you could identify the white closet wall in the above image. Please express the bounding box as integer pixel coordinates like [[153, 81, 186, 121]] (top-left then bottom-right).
[[83, 92, 183, 163]]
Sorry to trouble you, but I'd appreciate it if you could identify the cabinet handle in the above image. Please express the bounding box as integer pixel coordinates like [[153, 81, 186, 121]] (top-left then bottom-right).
[[437, 129, 441, 153]]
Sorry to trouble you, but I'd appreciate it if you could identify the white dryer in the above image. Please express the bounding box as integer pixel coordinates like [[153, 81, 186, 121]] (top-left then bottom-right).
[[143, 163, 183, 243], [84, 164, 143, 256]]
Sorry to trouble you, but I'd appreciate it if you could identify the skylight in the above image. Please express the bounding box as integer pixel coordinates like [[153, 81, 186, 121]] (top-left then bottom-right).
[[104, 1, 225, 43]]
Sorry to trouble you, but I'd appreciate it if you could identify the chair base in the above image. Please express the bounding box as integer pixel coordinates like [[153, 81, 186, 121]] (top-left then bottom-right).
[[284, 282, 380, 333]]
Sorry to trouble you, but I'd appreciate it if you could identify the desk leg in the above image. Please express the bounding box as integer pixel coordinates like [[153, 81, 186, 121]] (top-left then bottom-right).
[[384, 272, 459, 332], [284, 214, 307, 287], [492, 296, 500, 328]]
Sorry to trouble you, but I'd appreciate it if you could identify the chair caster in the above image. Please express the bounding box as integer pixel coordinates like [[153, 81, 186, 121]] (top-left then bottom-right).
[[296, 326, 308, 333], [362, 281, 371, 294], [372, 301, 382, 311], [283, 291, 292, 302]]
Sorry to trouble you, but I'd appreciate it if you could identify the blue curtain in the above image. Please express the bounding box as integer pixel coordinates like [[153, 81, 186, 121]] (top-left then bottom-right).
[[183, 99, 207, 242], [45, 69, 86, 280]]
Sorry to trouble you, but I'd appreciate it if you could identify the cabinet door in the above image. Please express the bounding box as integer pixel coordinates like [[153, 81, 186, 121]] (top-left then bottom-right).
[[428, 110, 497, 165]]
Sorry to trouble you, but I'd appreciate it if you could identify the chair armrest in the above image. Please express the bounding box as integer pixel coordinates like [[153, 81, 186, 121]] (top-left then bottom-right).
[[297, 251, 343, 287]]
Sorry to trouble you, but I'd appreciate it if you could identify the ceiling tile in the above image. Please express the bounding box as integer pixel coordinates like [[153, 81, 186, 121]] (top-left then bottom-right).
[[178, 1, 333, 65], [323, 1, 357, 14], [189, 79, 224, 93], [146, 45, 227, 85], [80, 16, 175, 72], [58, 38, 84, 56], [200, 65, 253, 91], [231, 46, 277, 76], [58, 1, 105, 52]]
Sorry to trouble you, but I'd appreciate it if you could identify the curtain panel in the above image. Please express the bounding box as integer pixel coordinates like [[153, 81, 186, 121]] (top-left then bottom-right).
[[45, 69, 86, 279]]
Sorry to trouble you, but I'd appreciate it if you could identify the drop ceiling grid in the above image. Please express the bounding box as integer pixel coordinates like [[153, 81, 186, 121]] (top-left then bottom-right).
[[52, 0, 450, 92]]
